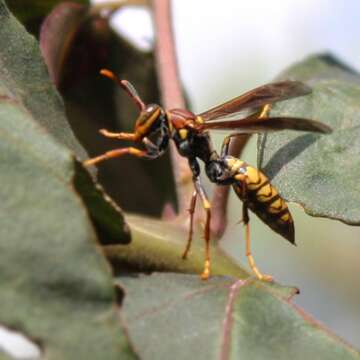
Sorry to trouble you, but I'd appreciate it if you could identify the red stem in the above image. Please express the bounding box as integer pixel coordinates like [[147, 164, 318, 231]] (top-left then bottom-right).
[[151, 0, 250, 237], [210, 135, 251, 238], [152, 0, 193, 214]]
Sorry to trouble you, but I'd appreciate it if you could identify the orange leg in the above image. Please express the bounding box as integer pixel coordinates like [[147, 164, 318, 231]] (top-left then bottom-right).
[[244, 217, 273, 282], [182, 190, 198, 260], [193, 178, 212, 280], [84, 147, 147, 166], [240, 184, 272, 282], [201, 204, 211, 280], [259, 103, 272, 119]]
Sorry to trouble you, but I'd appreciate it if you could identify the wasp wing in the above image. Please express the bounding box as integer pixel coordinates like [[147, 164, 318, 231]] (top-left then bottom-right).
[[197, 116, 332, 134], [199, 81, 311, 121]]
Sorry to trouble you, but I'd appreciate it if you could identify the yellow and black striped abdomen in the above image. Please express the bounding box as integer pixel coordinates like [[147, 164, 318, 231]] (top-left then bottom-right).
[[233, 165, 295, 244]]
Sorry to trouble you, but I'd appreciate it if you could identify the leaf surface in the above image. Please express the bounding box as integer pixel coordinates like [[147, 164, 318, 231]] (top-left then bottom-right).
[[258, 54, 360, 224], [119, 273, 360, 360], [105, 214, 249, 278]]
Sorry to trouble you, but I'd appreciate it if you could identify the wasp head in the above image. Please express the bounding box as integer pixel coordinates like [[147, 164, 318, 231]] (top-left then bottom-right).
[[133, 103, 165, 140], [100, 69, 167, 141]]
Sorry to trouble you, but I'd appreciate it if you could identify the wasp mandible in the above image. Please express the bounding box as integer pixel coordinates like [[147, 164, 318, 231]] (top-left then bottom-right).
[[84, 69, 332, 280]]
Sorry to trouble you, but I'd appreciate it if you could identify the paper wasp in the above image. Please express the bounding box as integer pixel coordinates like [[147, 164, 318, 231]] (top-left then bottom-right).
[[84, 69, 332, 280]]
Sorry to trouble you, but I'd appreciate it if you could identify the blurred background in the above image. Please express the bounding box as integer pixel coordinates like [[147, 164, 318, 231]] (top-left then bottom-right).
[[94, 0, 360, 347]]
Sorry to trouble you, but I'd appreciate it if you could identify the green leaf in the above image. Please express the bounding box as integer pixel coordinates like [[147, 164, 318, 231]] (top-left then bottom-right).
[[0, 2, 135, 358], [258, 54, 360, 224], [0, 1, 86, 157], [118, 273, 360, 360], [105, 214, 248, 278], [1, 0, 128, 242], [73, 163, 131, 245]]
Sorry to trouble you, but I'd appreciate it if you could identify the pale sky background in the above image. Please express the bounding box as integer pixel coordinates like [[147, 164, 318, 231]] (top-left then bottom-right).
[[107, 0, 360, 348]]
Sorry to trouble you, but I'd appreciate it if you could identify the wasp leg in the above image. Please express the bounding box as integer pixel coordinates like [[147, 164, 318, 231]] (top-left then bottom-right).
[[242, 202, 273, 282], [84, 147, 148, 166], [219, 105, 271, 158], [143, 137, 167, 157], [220, 135, 232, 157], [183, 159, 212, 279], [193, 177, 212, 280], [220, 134, 249, 157], [181, 190, 197, 260], [259, 103, 272, 118], [84, 137, 163, 166]]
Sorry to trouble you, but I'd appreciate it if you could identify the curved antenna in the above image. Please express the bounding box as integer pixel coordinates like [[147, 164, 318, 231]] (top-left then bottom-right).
[[100, 69, 146, 111]]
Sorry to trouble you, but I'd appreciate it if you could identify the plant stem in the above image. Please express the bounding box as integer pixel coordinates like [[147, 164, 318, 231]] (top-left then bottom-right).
[[210, 135, 251, 239], [151, 0, 250, 236], [152, 0, 193, 214]]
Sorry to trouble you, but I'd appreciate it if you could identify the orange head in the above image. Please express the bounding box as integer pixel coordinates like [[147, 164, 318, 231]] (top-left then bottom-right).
[[100, 69, 165, 141]]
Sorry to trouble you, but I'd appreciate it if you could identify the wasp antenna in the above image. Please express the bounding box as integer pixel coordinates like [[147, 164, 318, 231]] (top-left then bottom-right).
[[120, 80, 146, 111], [100, 69, 115, 80], [99, 68, 146, 111]]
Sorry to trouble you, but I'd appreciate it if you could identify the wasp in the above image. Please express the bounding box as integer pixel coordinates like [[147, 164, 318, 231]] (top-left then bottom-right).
[[84, 69, 332, 280]]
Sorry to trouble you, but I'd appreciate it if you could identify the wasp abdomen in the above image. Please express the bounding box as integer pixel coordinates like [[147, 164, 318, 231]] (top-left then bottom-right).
[[232, 164, 295, 244]]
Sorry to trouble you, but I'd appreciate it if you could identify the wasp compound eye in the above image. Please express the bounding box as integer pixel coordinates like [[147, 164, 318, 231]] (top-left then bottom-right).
[[134, 104, 162, 135]]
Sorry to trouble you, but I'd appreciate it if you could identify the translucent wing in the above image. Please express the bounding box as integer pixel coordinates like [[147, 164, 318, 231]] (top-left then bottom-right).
[[199, 81, 311, 121], [197, 116, 332, 134]]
